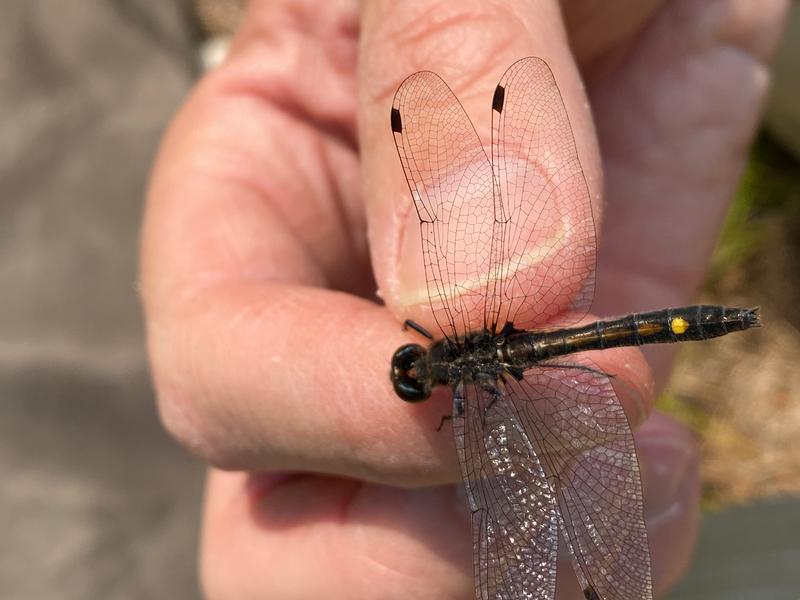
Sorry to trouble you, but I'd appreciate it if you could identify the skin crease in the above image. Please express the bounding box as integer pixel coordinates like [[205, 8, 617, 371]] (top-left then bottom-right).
[[139, 0, 788, 598]]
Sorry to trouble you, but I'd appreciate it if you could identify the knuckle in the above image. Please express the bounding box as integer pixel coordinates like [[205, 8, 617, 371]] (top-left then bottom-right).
[[154, 376, 252, 471], [148, 324, 244, 470]]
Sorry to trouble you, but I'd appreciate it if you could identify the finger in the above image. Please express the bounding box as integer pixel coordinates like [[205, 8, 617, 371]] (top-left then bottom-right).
[[143, 0, 502, 487], [143, 0, 455, 483], [638, 412, 701, 595], [589, 0, 789, 384], [200, 415, 697, 599], [200, 471, 472, 600]]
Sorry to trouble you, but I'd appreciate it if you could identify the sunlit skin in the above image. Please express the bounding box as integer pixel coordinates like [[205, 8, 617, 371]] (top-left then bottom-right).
[[140, 0, 788, 598]]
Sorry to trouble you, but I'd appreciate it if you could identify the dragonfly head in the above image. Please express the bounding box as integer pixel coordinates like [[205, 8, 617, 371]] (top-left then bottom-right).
[[390, 343, 431, 402]]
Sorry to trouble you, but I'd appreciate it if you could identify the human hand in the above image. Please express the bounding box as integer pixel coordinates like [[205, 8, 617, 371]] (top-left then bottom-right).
[[140, 0, 788, 598]]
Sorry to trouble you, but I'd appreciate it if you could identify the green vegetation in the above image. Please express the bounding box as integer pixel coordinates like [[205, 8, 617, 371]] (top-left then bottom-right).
[[706, 132, 800, 289]]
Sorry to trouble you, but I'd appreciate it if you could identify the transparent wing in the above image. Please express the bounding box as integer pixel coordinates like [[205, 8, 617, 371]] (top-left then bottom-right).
[[490, 57, 596, 330], [508, 357, 653, 600], [453, 382, 559, 599], [391, 72, 501, 340]]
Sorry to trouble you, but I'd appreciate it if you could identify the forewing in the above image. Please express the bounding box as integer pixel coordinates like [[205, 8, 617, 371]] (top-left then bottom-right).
[[391, 73, 501, 340], [490, 57, 596, 330], [508, 357, 653, 600], [453, 382, 559, 599]]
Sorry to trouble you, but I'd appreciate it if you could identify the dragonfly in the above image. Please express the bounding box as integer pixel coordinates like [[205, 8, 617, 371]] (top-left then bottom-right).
[[388, 57, 760, 600]]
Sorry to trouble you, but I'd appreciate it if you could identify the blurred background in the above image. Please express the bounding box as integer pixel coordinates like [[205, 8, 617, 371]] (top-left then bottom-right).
[[0, 1, 797, 599]]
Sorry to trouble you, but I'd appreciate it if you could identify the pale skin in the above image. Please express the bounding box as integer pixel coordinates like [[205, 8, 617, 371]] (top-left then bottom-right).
[[140, 1, 788, 598]]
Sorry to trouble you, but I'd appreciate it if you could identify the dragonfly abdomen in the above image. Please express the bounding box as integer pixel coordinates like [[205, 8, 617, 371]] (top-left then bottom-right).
[[506, 305, 760, 363]]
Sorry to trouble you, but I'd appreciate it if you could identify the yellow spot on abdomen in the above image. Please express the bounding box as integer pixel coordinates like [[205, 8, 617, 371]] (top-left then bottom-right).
[[671, 317, 689, 335]]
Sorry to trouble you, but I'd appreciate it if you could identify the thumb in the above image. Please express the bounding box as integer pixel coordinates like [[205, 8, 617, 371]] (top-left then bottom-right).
[[357, 0, 602, 336]]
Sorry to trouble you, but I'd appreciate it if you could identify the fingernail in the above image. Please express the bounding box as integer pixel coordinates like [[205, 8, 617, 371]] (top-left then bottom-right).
[[637, 417, 698, 520]]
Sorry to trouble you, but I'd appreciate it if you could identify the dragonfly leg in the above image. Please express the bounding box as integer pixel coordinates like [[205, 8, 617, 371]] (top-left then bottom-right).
[[435, 414, 451, 432], [436, 389, 464, 431], [454, 393, 464, 417], [504, 366, 525, 381], [475, 374, 503, 414], [498, 321, 524, 337], [403, 319, 434, 340]]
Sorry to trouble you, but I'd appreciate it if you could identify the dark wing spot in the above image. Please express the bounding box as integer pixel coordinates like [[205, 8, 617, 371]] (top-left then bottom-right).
[[583, 586, 601, 600], [492, 84, 505, 113], [390, 107, 402, 133]]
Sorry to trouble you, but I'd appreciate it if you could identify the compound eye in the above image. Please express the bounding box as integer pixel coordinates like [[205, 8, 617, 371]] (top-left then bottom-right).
[[390, 343, 430, 402]]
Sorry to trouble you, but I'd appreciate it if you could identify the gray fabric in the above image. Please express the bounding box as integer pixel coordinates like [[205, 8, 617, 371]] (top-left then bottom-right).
[[0, 1, 203, 598]]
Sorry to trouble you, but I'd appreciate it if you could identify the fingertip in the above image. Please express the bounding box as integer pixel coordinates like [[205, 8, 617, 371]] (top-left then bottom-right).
[[636, 413, 701, 593]]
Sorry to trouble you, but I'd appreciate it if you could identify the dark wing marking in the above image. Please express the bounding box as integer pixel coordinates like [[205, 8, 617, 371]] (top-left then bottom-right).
[[391, 72, 501, 340], [490, 57, 596, 331], [452, 382, 559, 599], [509, 357, 653, 600]]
